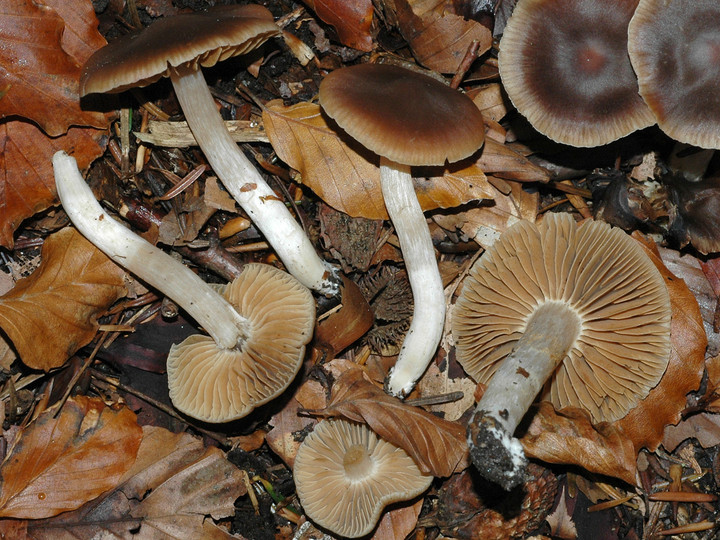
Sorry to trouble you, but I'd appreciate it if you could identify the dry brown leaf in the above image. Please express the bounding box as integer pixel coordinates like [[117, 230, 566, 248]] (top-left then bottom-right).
[[0, 0, 108, 136], [320, 368, 468, 477], [521, 403, 637, 485], [384, 0, 492, 73], [546, 487, 578, 540], [264, 100, 493, 220], [0, 425, 246, 538], [662, 412, 720, 452], [0, 396, 142, 519], [476, 138, 551, 183], [0, 122, 104, 248], [372, 498, 424, 540], [0, 227, 128, 371], [520, 235, 706, 484], [301, 0, 373, 51], [434, 181, 539, 249]]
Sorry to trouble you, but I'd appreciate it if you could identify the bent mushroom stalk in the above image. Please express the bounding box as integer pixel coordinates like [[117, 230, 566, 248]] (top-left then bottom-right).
[[53, 152, 315, 422], [452, 213, 671, 490], [318, 63, 485, 397], [80, 5, 339, 296]]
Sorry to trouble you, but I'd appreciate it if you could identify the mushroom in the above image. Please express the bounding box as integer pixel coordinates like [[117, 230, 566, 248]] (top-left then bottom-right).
[[318, 63, 485, 397], [80, 5, 340, 296], [293, 418, 432, 538], [499, 0, 655, 146], [452, 212, 671, 489], [53, 151, 315, 422], [628, 0, 720, 149]]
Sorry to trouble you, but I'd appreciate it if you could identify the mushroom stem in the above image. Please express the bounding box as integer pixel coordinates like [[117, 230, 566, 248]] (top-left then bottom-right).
[[381, 159, 446, 397], [168, 65, 339, 295], [52, 151, 250, 350], [468, 301, 581, 490]]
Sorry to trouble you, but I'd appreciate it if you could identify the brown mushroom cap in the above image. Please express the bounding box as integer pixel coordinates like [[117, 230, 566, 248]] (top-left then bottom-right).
[[452, 213, 671, 423], [167, 263, 314, 422], [628, 0, 720, 148], [294, 418, 432, 538], [499, 0, 655, 147], [80, 4, 279, 95], [318, 63, 486, 166]]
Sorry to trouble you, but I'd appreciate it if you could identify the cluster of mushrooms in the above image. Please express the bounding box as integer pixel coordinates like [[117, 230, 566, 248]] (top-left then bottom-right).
[[48, 0, 707, 535]]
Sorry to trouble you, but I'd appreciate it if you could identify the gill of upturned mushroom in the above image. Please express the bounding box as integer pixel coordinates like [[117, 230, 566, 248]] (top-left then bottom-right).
[[319, 63, 485, 398], [499, 0, 655, 146], [53, 151, 315, 422], [452, 213, 671, 490], [628, 0, 720, 149], [293, 418, 432, 538], [80, 5, 340, 296]]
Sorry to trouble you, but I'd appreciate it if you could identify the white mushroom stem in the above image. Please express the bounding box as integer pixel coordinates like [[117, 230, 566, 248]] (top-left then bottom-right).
[[382, 159, 445, 398], [52, 151, 250, 350], [169, 64, 338, 296], [468, 301, 581, 490]]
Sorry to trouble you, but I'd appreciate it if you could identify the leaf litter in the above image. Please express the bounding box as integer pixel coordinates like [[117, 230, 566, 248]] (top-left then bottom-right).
[[0, 0, 715, 538]]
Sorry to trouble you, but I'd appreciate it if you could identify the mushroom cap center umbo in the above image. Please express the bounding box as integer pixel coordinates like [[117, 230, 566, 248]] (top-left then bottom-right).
[[522, 301, 582, 359], [343, 445, 376, 481]]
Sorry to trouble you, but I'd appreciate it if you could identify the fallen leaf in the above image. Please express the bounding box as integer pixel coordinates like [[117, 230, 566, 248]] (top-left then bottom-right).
[[0, 396, 142, 519], [662, 412, 720, 452], [301, 0, 373, 51], [415, 362, 476, 422], [0, 425, 246, 537], [0, 227, 128, 371], [320, 368, 468, 477], [385, 0, 492, 73], [476, 138, 552, 183], [372, 498, 424, 540], [264, 100, 493, 220], [0, 121, 105, 248], [520, 235, 706, 483], [546, 486, 578, 540], [434, 181, 539, 249], [0, 0, 108, 136]]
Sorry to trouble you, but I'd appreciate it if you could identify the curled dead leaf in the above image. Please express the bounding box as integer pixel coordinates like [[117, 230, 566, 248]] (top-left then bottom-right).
[[319, 368, 468, 477], [0, 396, 142, 519], [0, 227, 128, 371]]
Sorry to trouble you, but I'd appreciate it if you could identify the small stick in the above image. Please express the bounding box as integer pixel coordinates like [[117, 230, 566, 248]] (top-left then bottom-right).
[[450, 40, 481, 90], [658, 521, 716, 535], [649, 491, 717, 502]]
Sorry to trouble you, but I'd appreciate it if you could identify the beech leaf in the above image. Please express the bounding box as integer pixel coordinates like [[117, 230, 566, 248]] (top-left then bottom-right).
[[0, 425, 246, 537], [264, 100, 493, 220], [520, 235, 706, 483], [0, 396, 142, 519], [0, 122, 105, 248], [0, 0, 108, 136], [0, 227, 128, 371], [387, 0, 492, 73], [301, 0, 373, 51], [320, 368, 468, 477]]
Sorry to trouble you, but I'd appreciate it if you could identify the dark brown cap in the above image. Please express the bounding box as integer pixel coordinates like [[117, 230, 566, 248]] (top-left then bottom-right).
[[499, 0, 655, 147], [628, 0, 720, 148], [452, 213, 671, 423], [318, 63, 485, 166], [81, 5, 280, 95], [167, 264, 315, 422]]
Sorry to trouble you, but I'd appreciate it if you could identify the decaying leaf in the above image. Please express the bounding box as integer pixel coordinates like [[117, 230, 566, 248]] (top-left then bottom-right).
[[383, 0, 493, 73], [546, 487, 578, 540], [0, 0, 108, 136], [301, 0, 373, 51], [0, 227, 128, 371], [263, 99, 494, 220], [476, 138, 551, 183], [319, 368, 468, 477], [0, 425, 246, 538], [0, 121, 105, 248], [434, 181, 539, 249], [520, 235, 706, 484], [0, 396, 142, 519]]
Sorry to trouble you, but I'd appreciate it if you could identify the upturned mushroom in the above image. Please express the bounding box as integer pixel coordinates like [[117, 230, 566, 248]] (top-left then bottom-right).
[[80, 5, 340, 296], [628, 0, 720, 149], [318, 63, 485, 397], [499, 0, 655, 146], [53, 151, 315, 422], [452, 213, 671, 489], [293, 418, 432, 538]]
